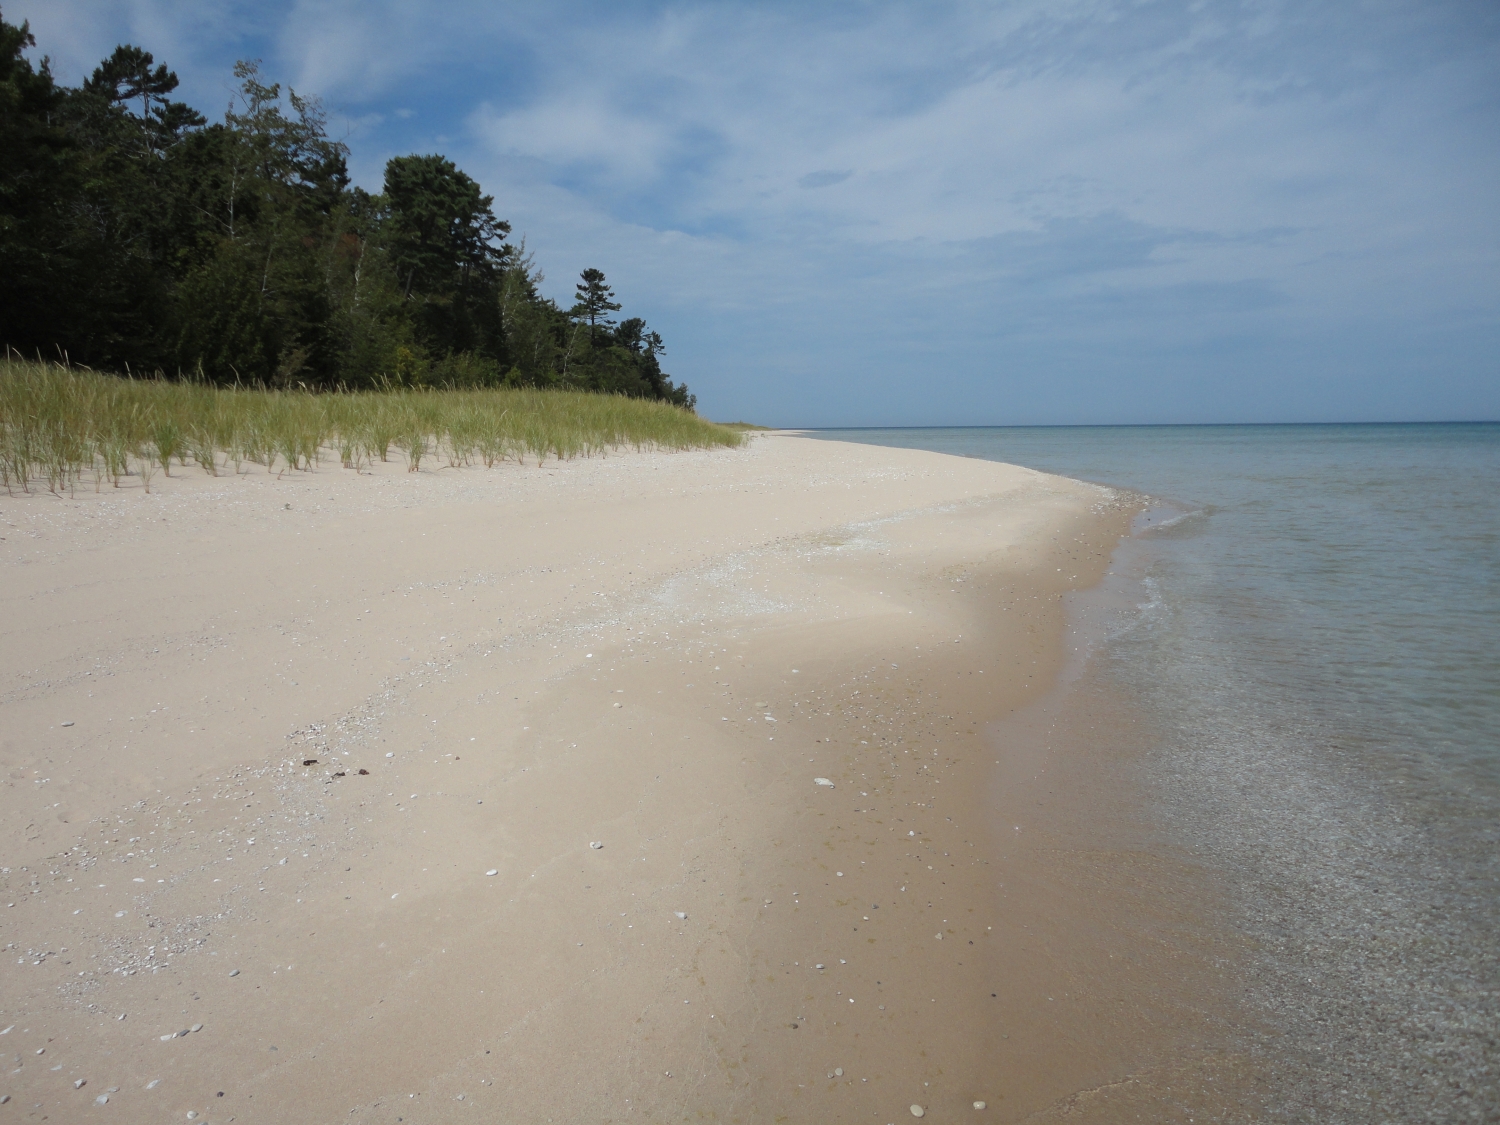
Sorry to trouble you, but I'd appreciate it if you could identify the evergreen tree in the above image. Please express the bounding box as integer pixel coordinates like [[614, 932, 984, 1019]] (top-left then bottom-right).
[[573, 267, 621, 344], [0, 14, 697, 408], [0, 14, 72, 358]]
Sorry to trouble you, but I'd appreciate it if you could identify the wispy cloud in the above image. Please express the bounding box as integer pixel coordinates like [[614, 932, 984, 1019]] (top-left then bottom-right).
[[11, 0, 1499, 422]]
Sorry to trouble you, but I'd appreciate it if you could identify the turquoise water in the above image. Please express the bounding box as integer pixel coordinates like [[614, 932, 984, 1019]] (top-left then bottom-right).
[[807, 424, 1500, 1120]]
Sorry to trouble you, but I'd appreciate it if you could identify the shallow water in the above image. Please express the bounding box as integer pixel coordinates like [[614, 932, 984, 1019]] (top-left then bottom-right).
[[807, 424, 1500, 1121]]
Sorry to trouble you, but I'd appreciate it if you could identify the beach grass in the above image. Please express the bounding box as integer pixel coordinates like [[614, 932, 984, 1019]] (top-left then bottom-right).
[[0, 357, 743, 495]]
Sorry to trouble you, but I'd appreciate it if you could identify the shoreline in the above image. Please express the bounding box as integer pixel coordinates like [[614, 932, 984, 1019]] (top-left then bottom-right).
[[0, 434, 1236, 1121]]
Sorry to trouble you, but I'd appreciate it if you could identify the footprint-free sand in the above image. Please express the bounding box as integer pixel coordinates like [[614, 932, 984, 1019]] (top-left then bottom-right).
[[1, 434, 1244, 1122]]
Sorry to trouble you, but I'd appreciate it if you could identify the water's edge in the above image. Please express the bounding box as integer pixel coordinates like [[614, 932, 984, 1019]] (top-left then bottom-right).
[[811, 424, 1500, 1122]]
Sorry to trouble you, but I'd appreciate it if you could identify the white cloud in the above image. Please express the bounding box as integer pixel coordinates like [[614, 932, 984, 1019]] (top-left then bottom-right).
[[470, 97, 676, 185], [11, 0, 1499, 422]]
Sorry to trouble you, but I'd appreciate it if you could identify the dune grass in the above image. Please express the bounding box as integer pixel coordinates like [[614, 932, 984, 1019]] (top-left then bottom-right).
[[0, 358, 743, 496]]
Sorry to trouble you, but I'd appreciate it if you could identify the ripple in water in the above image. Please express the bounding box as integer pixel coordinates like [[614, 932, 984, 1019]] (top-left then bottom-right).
[[810, 422, 1500, 1120]]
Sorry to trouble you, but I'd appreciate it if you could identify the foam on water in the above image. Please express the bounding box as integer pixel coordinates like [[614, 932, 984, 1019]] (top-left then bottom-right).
[[809, 423, 1500, 1120]]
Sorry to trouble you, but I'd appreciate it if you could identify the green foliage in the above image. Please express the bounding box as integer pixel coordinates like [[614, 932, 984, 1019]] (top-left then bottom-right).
[[573, 267, 622, 340], [0, 357, 740, 495], [0, 13, 703, 411]]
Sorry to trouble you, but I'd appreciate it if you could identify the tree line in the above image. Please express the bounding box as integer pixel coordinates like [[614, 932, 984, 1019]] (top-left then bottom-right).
[[0, 13, 696, 407]]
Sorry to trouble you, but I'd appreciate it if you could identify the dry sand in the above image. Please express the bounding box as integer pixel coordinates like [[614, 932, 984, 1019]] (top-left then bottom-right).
[[1, 434, 1247, 1122]]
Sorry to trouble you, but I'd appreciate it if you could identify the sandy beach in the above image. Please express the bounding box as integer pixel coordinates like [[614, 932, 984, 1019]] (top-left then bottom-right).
[[1, 434, 1244, 1123]]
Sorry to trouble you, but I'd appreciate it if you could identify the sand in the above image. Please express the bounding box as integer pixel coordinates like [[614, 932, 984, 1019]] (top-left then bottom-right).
[[0, 434, 1244, 1122]]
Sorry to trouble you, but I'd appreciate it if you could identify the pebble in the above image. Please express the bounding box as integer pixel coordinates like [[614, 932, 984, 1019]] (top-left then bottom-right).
[[834, 1067, 843, 1077], [814, 777, 835, 787], [62, 721, 74, 727], [146, 1080, 160, 1089], [911, 1106, 926, 1118], [229, 969, 240, 977], [974, 1100, 987, 1110], [936, 933, 943, 940], [95, 1094, 108, 1105], [188, 1113, 198, 1120], [191, 1024, 203, 1033], [589, 841, 603, 850], [74, 1079, 86, 1089], [674, 911, 687, 920], [0, 1095, 9, 1103], [486, 870, 498, 877]]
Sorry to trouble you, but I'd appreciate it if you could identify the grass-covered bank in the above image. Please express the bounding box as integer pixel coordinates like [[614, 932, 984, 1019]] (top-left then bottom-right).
[[0, 359, 742, 495]]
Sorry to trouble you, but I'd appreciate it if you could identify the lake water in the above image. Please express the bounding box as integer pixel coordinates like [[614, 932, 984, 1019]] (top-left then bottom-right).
[[806, 424, 1500, 1121]]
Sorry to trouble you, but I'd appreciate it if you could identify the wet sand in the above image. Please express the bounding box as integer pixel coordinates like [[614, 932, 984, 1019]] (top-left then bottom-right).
[[1, 434, 1241, 1122]]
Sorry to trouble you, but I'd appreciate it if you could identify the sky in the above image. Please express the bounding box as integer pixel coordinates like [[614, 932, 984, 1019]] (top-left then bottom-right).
[[14, 0, 1500, 425]]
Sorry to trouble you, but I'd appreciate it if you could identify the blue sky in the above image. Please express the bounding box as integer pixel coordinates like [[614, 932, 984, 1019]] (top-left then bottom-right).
[[15, 0, 1500, 425]]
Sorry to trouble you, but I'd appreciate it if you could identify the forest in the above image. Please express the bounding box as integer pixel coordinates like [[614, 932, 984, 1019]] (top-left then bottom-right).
[[0, 13, 696, 407]]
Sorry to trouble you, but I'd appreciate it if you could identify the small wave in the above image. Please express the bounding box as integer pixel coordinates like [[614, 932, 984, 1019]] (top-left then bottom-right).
[[1135, 505, 1210, 536]]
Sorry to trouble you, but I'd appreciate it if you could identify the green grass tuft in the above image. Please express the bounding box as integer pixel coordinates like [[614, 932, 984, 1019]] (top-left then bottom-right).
[[0, 358, 742, 495]]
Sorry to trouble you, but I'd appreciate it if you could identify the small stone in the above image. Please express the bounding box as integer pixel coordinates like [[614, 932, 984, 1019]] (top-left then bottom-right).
[[178, 1029, 190, 1037], [815, 964, 825, 970], [589, 841, 603, 850], [0, 1094, 9, 1103], [936, 933, 943, 940], [911, 1106, 926, 1118], [674, 911, 687, 920], [146, 1080, 160, 1090], [974, 1100, 987, 1110], [814, 777, 835, 787], [74, 1079, 86, 1089], [834, 1067, 843, 1077], [95, 1094, 109, 1105], [187, 1113, 198, 1120], [62, 721, 75, 727], [191, 1023, 203, 1033], [229, 969, 240, 977], [160, 1034, 173, 1041], [486, 870, 498, 877]]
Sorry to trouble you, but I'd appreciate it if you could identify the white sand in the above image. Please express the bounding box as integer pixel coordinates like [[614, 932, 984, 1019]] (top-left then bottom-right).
[[1, 433, 1147, 1122]]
